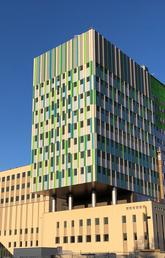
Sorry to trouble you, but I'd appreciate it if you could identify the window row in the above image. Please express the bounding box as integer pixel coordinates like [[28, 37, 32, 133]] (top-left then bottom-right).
[[0, 227, 39, 236], [1, 183, 30, 193], [8, 240, 39, 248], [55, 234, 109, 244], [0, 171, 30, 182], [0, 194, 40, 204], [56, 217, 108, 228]]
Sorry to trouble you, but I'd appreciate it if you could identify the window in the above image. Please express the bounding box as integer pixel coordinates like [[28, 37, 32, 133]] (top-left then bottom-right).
[[143, 213, 147, 222], [70, 236, 75, 243], [63, 236, 68, 243], [64, 221, 67, 228], [104, 234, 109, 241], [95, 218, 100, 225], [87, 219, 91, 226], [134, 232, 137, 241], [132, 215, 136, 223], [81, 167, 84, 174], [104, 217, 108, 224], [122, 215, 126, 223], [79, 220, 83, 227], [96, 234, 101, 242], [123, 233, 127, 241], [87, 150, 91, 157], [71, 220, 74, 227], [87, 119, 90, 126], [86, 235, 91, 242], [32, 193, 35, 199], [55, 237, 60, 244], [56, 222, 59, 229], [77, 235, 83, 242]]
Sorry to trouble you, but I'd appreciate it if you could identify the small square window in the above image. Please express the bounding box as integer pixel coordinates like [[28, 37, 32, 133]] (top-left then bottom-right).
[[86, 235, 91, 242], [134, 232, 137, 241], [87, 219, 91, 226], [122, 216, 126, 223], [132, 215, 136, 223], [96, 234, 101, 242], [104, 217, 108, 224], [77, 235, 83, 242], [95, 218, 99, 225], [55, 237, 60, 244], [123, 233, 127, 241], [79, 220, 83, 227], [63, 236, 68, 243], [104, 234, 109, 241], [70, 236, 75, 243]]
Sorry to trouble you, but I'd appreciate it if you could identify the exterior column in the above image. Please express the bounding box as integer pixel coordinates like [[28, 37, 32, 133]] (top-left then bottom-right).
[[52, 196, 56, 212], [92, 190, 96, 207], [112, 187, 117, 205], [68, 193, 73, 210]]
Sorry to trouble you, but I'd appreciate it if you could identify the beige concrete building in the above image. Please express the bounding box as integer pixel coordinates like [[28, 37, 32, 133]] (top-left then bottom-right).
[[0, 165, 165, 257], [0, 165, 49, 255]]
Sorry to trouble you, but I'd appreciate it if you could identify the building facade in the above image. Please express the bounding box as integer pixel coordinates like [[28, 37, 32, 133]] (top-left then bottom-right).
[[0, 29, 165, 257]]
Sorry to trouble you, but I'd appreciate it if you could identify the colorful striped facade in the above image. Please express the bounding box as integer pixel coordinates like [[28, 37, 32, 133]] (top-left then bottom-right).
[[31, 29, 164, 200]]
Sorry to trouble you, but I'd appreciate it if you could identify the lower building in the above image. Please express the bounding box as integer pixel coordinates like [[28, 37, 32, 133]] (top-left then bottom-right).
[[0, 165, 165, 257]]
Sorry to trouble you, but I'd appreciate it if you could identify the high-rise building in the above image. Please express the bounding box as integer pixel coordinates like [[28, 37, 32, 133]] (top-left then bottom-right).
[[0, 29, 165, 258], [31, 28, 164, 202]]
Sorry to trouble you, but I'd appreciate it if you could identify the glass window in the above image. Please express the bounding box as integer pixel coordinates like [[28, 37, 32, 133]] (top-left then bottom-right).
[[96, 234, 101, 242], [104, 217, 108, 224]]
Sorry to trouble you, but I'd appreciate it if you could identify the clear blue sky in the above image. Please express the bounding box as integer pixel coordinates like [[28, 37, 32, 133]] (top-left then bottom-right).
[[0, 0, 165, 171]]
